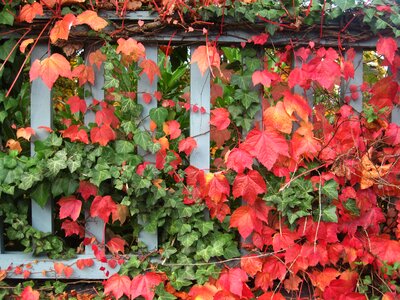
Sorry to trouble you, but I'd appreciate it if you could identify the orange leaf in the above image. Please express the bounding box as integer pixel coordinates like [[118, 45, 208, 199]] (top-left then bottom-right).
[[191, 44, 220, 76], [89, 49, 107, 70], [50, 13, 76, 44], [107, 237, 127, 255], [72, 64, 95, 86], [140, 59, 161, 85], [16, 127, 35, 141], [64, 266, 74, 278], [18, 2, 43, 23], [29, 53, 72, 89], [0, 270, 6, 281], [116, 38, 146, 62], [75, 10, 108, 31], [6, 139, 22, 153], [263, 101, 294, 134], [54, 262, 65, 275], [19, 38, 34, 53], [163, 120, 181, 139], [76, 258, 94, 270]]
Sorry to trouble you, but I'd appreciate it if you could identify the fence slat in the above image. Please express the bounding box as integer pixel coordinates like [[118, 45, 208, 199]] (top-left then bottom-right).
[[392, 68, 400, 125], [30, 44, 53, 233], [190, 46, 210, 171], [343, 49, 363, 113], [137, 44, 158, 251], [84, 52, 105, 255]]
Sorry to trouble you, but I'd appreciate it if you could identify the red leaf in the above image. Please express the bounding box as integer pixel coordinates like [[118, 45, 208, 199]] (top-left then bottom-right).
[[18, 2, 43, 23], [104, 273, 132, 299], [232, 170, 266, 204], [76, 258, 94, 270], [230, 206, 262, 239], [75, 10, 108, 31], [49, 13, 76, 44], [189, 283, 219, 300], [61, 220, 84, 237], [178, 137, 197, 155], [116, 38, 146, 62], [77, 181, 97, 201], [290, 122, 321, 161], [191, 44, 221, 76], [369, 235, 400, 264], [29, 53, 72, 89], [309, 268, 340, 292], [384, 123, 400, 145], [90, 124, 116, 146], [64, 266, 73, 278], [140, 59, 161, 85], [226, 147, 253, 174], [283, 91, 312, 121], [58, 196, 82, 221], [284, 275, 302, 291], [241, 254, 263, 276], [163, 120, 181, 139], [258, 292, 286, 300], [54, 262, 65, 276], [207, 173, 230, 203], [20, 286, 40, 300], [23, 270, 31, 279], [130, 272, 164, 300], [106, 237, 126, 255], [67, 96, 87, 114], [72, 64, 95, 86], [217, 268, 253, 298], [16, 127, 35, 141], [241, 128, 289, 170], [90, 195, 118, 223], [249, 33, 269, 45], [377, 37, 398, 65], [210, 108, 230, 130], [95, 105, 119, 128], [252, 70, 280, 87], [142, 92, 153, 104], [61, 125, 89, 144]]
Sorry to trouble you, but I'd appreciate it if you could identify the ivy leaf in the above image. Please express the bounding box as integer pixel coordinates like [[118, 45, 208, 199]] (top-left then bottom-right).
[[90, 195, 118, 223], [230, 205, 262, 239], [104, 273, 132, 299], [134, 130, 152, 151], [241, 128, 289, 170], [232, 170, 267, 204], [130, 272, 164, 300], [58, 196, 82, 221], [32, 182, 51, 208], [210, 108, 230, 130], [29, 53, 72, 89], [322, 180, 338, 200], [75, 10, 108, 31], [140, 59, 161, 85], [0, 7, 14, 25], [335, 0, 356, 12], [18, 2, 43, 23], [322, 205, 338, 223], [150, 107, 168, 128], [376, 37, 398, 65]]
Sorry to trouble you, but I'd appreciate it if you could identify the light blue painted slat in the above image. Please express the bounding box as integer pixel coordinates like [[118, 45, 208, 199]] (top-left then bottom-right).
[[190, 46, 210, 171], [392, 69, 400, 125], [343, 49, 363, 113], [137, 44, 158, 251], [30, 44, 53, 234], [84, 50, 105, 255], [0, 253, 119, 279]]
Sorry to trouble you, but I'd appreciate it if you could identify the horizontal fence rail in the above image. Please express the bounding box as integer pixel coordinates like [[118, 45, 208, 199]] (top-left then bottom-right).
[[0, 39, 399, 279]]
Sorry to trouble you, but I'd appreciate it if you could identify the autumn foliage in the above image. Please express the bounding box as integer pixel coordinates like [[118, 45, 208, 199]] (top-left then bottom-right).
[[0, 0, 400, 299]]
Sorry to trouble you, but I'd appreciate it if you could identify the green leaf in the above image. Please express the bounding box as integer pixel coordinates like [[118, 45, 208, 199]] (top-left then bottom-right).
[[335, 0, 356, 11], [115, 140, 135, 154], [178, 232, 199, 248], [0, 111, 7, 123], [194, 221, 214, 236], [90, 169, 111, 186], [46, 150, 68, 176], [0, 39, 17, 63], [18, 171, 42, 190], [231, 74, 252, 90], [322, 180, 338, 200], [150, 107, 168, 128], [155, 284, 176, 300], [344, 199, 360, 216], [322, 205, 338, 223], [32, 182, 51, 207], [67, 154, 82, 173], [0, 7, 14, 25], [234, 90, 259, 109], [134, 130, 152, 152]]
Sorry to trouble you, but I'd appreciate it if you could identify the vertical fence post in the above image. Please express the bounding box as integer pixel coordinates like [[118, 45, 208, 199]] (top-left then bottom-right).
[[137, 44, 158, 251], [190, 46, 210, 172], [30, 44, 53, 234], [342, 49, 363, 113], [392, 67, 400, 125], [84, 50, 105, 254]]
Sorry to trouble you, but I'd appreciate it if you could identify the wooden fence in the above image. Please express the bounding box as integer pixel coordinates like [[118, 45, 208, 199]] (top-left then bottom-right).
[[0, 15, 399, 278]]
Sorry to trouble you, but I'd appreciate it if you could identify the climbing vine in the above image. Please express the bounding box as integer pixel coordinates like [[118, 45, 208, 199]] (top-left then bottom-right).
[[0, 0, 400, 299]]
